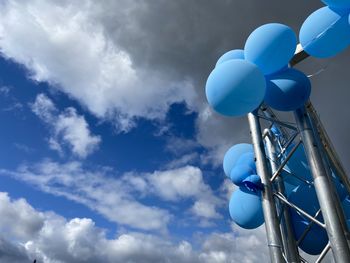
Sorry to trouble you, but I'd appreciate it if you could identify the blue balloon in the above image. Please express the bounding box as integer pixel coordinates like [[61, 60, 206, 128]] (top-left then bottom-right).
[[265, 68, 311, 111], [342, 197, 350, 219], [242, 174, 262, 191], [284, 181, 298, 197], [229, 187, 264, 229], [330, 173, 348, 201], [289, 184, 329, 255], [216, 49, 245, 67], [299, 7, 350, 58], [230, 164, 255, 185], [244, 23, 297, 75], [321, 0, 350, 9], [282, 144, 348, 201], [282, 144, 313, 186], [342, 197, 350, 231], [223, 143, 253, 177], [237, 152, 256, 172], [205, 59, 266, 116]]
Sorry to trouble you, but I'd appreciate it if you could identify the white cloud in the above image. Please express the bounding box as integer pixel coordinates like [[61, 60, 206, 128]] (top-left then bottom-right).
[[123, 166, 223, 220], [0, 192, 44, 240], [0, 0, 249, 169], [0, 0, 196, 132], [31, 93, 56, 122], [192, 200, 220, 219], [0, 191, 332, 263], [1, 161, 223, 230], [0, 237, 30, 263], [0, 86, 11, 96], [1, 160, 171, 232], [31, 93, 101, 158], [55, 107, 101, 158], [0, 191, 272, 263], [147, 166, 208, 201], [199, 224, 269, 263]]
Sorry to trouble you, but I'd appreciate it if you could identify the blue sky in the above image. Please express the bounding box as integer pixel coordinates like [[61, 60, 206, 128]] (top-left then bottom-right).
[[0, 52, 240, 261], [0, 0, 349, 262]]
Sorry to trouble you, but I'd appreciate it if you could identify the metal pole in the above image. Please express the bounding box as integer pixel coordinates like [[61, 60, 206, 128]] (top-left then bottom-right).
[[248, 113, 284, 263], [294, 107, 350, 263], [306, 104, 350, 243], [265, 130, 300, 263], [306, 102, 350, 194]]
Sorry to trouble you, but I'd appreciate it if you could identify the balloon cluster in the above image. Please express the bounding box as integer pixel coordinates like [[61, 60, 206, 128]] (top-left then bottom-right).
[[224, 143, 264, 229], [224, 141, 349, 254], [206, 1, 350, 116], [207, 0, 350, 256], [300, 1, 350, 58], [206, 23, 311, 115]]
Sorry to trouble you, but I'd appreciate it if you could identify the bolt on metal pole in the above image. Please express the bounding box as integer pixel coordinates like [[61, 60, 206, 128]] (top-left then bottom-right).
[[248, 112, 284, 263], [294, 107, 350, 263], [265, 130, 300, 263]]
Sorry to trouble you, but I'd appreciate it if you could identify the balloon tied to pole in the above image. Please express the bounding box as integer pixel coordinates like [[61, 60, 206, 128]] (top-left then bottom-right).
[[205, 0, 350, 257]]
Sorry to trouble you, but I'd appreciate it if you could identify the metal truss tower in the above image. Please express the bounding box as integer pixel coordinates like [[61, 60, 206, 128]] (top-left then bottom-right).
[[248, 47, 350, 263]]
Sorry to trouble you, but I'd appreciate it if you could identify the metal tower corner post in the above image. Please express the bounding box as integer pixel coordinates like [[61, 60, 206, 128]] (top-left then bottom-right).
[[247, 112, 284, 263], [294, 106, 350, 263], [265, 130, 300, 263]]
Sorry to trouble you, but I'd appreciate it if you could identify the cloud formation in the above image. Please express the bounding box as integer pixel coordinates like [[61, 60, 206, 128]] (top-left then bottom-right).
[[31, 93, 101, 158], [0, 161, 224, 230], [124, 166, 223, 219], [2, 0, 349, 171], [0, 192, 270, 263], [0, 0, 196, 132]]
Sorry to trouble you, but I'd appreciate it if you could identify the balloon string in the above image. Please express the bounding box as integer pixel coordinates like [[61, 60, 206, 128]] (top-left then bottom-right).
[[303, 15, 343, 50], [307, 62, 330, 78]]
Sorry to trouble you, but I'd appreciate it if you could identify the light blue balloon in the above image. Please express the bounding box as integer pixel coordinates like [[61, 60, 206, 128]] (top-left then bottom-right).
[[265, 68, 311, 111], [229, 187, 264, 229], [299, 7, 350, 58], [230, 164, 254, 185], [237, 152, 256, 172], [244, 23, 297, 75], [289, 184, 329, 255], [321, 0, 350, 9], [223, 143, 253, 177], [216, 49, 245, 67], [205, 59, 266, 116]]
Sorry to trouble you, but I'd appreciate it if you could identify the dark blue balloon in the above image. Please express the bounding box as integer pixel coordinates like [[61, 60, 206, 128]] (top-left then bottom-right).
[[244, 23, 297, 75], [342, 197, 350, 219], [281, 144, 313, 186], [216, 49, 245, 67], [330, 174, 348, 201], [229, 187, 264, 229], [206, 59, 266, 116], [321, 0, 350, 9], [299, 7, 350, 58], [284, 181, 298, 197], [242, 174, 262, 191], [230, 164, 254, 185], [223, 143, 253, 178], [265, 68, 311, 111], [289, 184, 329, 255]]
